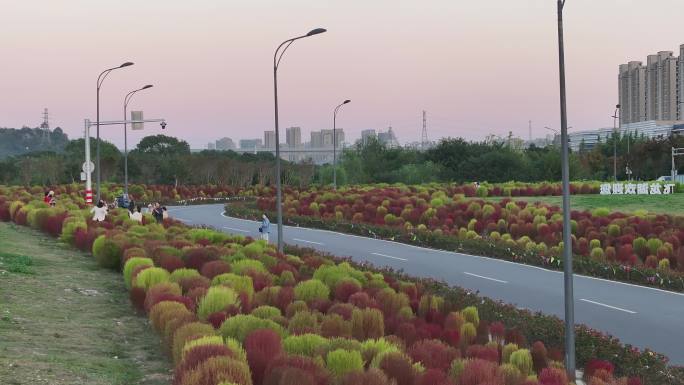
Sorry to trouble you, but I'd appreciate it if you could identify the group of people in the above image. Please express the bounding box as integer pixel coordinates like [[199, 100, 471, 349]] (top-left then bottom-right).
[[89, 198, 168, 224], [147, 202, 168, 224]]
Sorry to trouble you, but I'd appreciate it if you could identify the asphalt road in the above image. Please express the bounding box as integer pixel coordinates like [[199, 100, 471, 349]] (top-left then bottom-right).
[[169, 204, 684, 364]]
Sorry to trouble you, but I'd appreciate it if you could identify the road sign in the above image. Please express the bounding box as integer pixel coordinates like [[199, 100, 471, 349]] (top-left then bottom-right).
[[82, 161, 95, 173], [131, 111, 144, 130]]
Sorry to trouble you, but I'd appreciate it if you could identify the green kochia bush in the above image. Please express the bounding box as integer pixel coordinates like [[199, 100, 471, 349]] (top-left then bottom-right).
[[92, 235, 122, 269], [60, 216, 87, 245], [197, 286, 240, 320], [123, 257, 154, 289], [294, 279, 330, 302], [510, 348, 533, 376], [134, 267, 171, 290], [212, 273, 254, 301], [219, 314, 287, 342], [169, 268, 201, 283], [230, 259, 267, 275], [283, 333, 329, 357], [326, 349, 364, 377]]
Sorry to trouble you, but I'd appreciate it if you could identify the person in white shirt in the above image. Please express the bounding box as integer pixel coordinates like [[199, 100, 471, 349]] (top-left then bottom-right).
[[91, 200, 108, 222], [129, 206, 143, 224]]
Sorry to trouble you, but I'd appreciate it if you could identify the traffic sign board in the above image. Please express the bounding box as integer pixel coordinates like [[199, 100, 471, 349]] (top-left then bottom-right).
[[82, 161, 95, 173]]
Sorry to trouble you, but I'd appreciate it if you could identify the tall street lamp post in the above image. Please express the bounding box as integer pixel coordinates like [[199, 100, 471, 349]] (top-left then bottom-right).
[[273, 28, 327, 253], [96, 61, 134, 202], [612, 104, 621, 181], [333, 99, 351, 190], [123, 84, 154, 198], [556, 0, 576, 379]]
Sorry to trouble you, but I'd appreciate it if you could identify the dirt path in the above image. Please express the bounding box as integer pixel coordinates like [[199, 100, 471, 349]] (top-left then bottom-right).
[[0, 223, 171, 385]]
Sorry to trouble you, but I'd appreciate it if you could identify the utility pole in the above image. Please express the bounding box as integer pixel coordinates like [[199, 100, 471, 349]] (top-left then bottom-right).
[[556, 0, 576, 380]]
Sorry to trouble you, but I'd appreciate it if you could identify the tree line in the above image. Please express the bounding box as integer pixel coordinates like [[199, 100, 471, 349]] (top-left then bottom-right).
[[0, 128, 681, 187], [322, 133, 684, 185], [0, 134, 316, 187]]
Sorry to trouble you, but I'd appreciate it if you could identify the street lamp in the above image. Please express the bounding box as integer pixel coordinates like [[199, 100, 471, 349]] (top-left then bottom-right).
[[611, 104, 621, 181], [273, 28, 327, 253], [123, 84, 154, 199], [96, 61, 134, 203], [555, 0, 576, 379], [333, 99, 351, 190]]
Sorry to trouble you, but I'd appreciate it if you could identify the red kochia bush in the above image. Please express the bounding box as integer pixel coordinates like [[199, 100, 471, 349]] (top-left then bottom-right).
[[200, 260, 231, 279], [340, 368, 392, 385], [173, 344, 234, 385], [584, 359, 614, 379], [264, 355, 329, 385], [531, 341, 549, 373], [465, 344, 498, 363], [414, 369, 455, 385], [159, 255, 185, 272], [129, 286, 147, 312], [408, 339, 458, 371], [146, 294, 195, 313], [538, 367, 568, 385], [245, 329, 284, 385], [378, 352, 416, 385], [457, 359, 503, 385]]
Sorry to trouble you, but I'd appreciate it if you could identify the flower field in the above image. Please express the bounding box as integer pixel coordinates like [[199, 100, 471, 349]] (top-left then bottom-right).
[[242, 185, 684, 291], [2, 185, 683, 385]]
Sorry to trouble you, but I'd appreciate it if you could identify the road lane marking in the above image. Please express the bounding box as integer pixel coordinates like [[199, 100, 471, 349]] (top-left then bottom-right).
[[463, 272, 508, 284], [293, 238, 324, 246], [223, 226, 250, 233], [579, 299, 637, 314], [371, 252, 408, 261]]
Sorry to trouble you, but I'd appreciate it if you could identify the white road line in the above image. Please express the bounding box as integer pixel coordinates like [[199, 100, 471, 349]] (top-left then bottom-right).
[[293, 238, 324, 246], [579, 299, 637, 314], [371, 252, 408, 261], [463, 272, 508, 284], [222, 226, 250, 233]]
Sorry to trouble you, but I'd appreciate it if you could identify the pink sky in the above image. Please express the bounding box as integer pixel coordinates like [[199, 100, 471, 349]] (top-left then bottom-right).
[[1, 0, 682, 149]]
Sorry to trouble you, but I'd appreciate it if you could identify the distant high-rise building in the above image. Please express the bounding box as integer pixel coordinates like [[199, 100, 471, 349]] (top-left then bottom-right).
[[286, 127, 301, 147], [240, 139, 262, 150], [215, 137, 235, 151], [264, 130, 276, 149], [361, 129, 376, 145], [310, 131, 324, 148], [378, 127, 400, 148], [207, 142, 216, 150], [619, 45, 683, 124]]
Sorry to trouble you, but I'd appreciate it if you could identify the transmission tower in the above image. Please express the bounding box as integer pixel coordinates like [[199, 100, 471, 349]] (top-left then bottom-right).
[[40, 108, 51, 144], [40, 108, 50, 130], [421, 110, 429, 150]]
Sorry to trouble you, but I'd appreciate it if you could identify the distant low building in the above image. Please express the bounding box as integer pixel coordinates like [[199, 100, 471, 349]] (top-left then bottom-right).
[[207, 142, 216, 150], [215, 137, 235, 151], [568, 120, 684, 152], [239, 139, 262, 151]]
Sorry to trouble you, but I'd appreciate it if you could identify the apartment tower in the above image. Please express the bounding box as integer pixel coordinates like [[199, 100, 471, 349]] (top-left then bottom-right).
[[619, 45, 682, 124]]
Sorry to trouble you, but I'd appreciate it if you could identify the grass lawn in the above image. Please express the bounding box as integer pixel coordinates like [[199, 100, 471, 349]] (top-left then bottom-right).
[[0, 223, 170, 385], [483, 193, 684, 216]]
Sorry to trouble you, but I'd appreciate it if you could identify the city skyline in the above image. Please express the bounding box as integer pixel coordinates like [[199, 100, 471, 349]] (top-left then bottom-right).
[[1, 0, 683, 150]]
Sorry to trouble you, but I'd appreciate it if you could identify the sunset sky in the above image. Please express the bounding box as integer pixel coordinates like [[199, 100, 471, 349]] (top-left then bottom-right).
[[1, 0, 682, 149]]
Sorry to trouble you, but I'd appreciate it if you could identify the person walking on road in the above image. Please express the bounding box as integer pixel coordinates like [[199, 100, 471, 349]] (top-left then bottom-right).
[[259, 214, 271, 242]]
